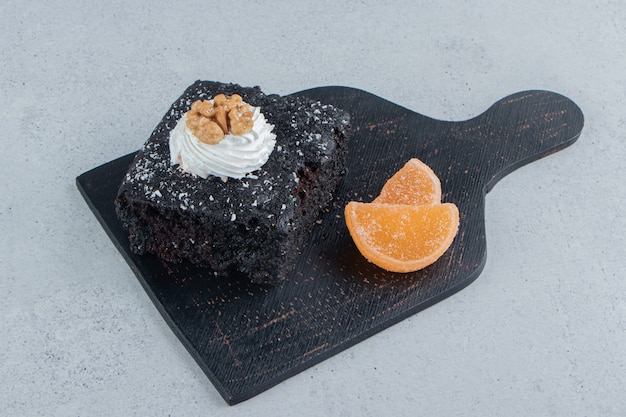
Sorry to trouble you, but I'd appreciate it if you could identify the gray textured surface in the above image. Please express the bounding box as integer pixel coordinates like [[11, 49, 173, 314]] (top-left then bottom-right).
[[1, 0, 625, 415]]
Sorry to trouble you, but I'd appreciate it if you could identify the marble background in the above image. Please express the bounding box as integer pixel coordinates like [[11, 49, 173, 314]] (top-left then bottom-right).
[[1, 0, 625, 415]]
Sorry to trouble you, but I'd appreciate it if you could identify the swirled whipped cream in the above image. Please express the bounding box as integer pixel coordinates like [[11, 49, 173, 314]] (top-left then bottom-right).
[[169, 104, 276, 179]]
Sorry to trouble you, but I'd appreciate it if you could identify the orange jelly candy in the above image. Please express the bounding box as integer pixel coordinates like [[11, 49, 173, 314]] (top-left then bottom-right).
[[345, 158, 459, 272], [373, 158, 442, 205]]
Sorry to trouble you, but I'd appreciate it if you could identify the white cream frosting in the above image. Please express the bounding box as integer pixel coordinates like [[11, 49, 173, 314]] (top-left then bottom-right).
[[169, 106, 276, 179]]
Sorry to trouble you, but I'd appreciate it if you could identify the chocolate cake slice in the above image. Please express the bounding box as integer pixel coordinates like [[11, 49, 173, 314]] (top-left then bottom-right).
[[115, 81, 350, 285]]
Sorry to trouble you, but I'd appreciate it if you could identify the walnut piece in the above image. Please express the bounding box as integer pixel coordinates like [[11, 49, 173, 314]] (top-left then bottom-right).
[[186, 94, 254, 145]]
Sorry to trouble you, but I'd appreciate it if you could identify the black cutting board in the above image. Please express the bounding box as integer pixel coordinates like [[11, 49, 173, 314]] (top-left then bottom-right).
[[76, 87, 583, 404]]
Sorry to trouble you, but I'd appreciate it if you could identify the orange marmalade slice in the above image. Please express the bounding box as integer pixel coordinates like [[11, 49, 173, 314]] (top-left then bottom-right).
[[345, 158, 459, 272], [345, 202, 459, 272], [373, 158, 442, 205]]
